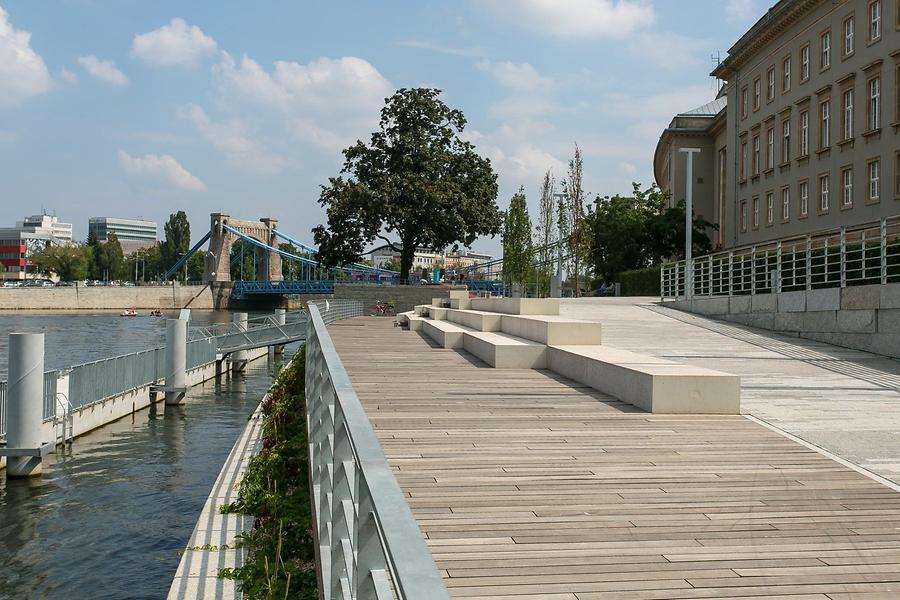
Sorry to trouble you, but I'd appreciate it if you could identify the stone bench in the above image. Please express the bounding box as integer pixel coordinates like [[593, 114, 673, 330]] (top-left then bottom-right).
[[470, 297, 560, 315], [446, 309, 503, 332], [547, 345, 740, 414], [449, 297, 472, 310], [421, 318, 470, 349], [444, 309, 601, 345], [463, 331, 547, 368]]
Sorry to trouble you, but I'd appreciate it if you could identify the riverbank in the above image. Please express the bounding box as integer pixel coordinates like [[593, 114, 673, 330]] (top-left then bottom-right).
[[0, 284, 222, 310]]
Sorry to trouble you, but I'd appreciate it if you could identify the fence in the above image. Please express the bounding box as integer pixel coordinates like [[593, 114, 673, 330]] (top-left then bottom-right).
[[66, 347, 166, 411], [187, 338, 217, 370], [661, 216, 900, 299], [0, 370, 60, 438], [305, 303, 447, 599], [308, 299, 365, 325]]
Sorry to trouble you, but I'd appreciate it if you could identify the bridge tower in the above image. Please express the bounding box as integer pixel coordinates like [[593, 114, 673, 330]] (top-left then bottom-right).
[[204, 213, 283, 284]]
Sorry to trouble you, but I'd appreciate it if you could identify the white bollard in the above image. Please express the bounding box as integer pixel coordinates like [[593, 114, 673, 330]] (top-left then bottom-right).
[[274, 308, 286, 356], [231, 312, 248, 373], [7, 333, 45, 477], [164, 318, 187, 405]]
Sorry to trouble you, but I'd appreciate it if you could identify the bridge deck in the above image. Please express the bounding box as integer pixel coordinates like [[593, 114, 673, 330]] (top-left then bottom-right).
[[330, 317, 900, 600]]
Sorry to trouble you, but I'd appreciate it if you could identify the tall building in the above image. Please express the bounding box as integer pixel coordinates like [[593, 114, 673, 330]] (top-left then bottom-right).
[[0, 213, 74, 280], [88, 217, 158, 254], [656, 0, 899, 250]]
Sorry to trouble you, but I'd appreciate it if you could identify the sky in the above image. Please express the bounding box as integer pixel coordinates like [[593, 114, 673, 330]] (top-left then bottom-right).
[[0, 0, 770, 255]]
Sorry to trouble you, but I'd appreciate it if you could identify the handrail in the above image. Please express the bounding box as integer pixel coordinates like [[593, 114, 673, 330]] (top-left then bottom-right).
[[305, 303, 450, 599], [661, 215, 900, 299]]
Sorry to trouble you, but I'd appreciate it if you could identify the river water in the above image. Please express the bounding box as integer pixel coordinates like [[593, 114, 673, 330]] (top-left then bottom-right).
[[0, 311, 291, 599]]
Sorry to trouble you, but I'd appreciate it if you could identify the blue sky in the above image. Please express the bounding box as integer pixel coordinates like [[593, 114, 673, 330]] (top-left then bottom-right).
[[0, 0, 768, 255]]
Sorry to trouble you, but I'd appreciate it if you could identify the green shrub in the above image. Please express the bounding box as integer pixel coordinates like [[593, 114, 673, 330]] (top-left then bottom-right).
[[618, 266, 661, 296]]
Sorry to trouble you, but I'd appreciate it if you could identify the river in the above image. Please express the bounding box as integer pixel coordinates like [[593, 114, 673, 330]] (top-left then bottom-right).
[[0, 310, 290, 599]]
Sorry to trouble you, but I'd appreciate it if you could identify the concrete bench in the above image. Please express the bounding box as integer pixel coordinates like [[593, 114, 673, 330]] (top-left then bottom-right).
[[470, 297, 560, 315], [446, 309, 503, 332], [405, 313, 426, 332], [431, 297, 450, 308], [500, 314, 601, 345], [421, 318, 471, 349], [547, 345, 740, 414], [463, 331, 547, 368], [414, 304, 431, 316], [449, 297, 472, 310]]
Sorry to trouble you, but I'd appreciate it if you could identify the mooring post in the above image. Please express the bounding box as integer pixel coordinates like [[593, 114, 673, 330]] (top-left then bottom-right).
[[7, 333, 45, 477], [164, 318, 187, 405], [231, 312, 248, 373], [274, 308, 286, 356]]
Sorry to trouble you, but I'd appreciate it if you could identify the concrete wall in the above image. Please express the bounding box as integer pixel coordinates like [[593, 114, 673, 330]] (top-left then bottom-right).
[[333, 284, 467, 313], [0, 283, 217, 310], [670, 283, 900, 358]]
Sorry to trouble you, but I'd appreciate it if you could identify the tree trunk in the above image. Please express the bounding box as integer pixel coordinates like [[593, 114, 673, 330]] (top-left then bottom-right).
[[399, 246, 415, 283]]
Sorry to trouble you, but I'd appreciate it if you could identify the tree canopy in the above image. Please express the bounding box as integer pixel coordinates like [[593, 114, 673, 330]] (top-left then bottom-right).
[[160, 210, 191, 275], [30, 244, 92, 281], [501, 187, 533, 287], [313, 87, 502, 280]]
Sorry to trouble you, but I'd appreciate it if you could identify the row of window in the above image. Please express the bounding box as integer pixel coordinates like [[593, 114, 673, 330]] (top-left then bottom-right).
[[741, 0, 890, 118], [739, 65, 894, 180], [740, 154, 896, 232]]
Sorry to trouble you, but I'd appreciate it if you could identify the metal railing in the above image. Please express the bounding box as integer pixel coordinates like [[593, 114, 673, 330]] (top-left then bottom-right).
[[305, 303, 448, 599], [187, 338, 217, 370], [215, 310, 310, 355], [0, 370, 60, 438], [661, 216, 900, 299], [308, 299, 365, 325], [66, 347, 166, 410]]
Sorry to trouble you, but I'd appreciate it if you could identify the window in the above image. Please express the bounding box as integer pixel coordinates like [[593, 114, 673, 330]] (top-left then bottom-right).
[[842, 167, 854, 206], [752, 134, 760, 175], [783, 57, 791, 92], [767, 67, 776, 101], [753, 77, 761, 110], [782, 118, 791, 162], [844, 16, 855, 57], [740, 140, 748, 180], [868, 159, 881, 201], [896, 64, 900, 123], [766, 192, 775, 224], [766, 127, 775, 170], [870, 0, 882, 41], [896, 152, 900, 199], [801, 44, 810, 80], [800, 180, 809, 216], [782, 187, 791, 220], [819, 174, 830, 211], [868, 76, 881, 130], [842, 88, 854, 140], [821, 30, 831, 69], [820, 99, 831, 148], [740, 200, 748, 232], [753, 197, 760, 228], [741, 86, 749, 119], [800, 110, 809, 156]]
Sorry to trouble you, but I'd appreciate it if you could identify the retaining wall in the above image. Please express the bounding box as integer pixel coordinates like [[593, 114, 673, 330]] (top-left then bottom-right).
[[0, 284, 217, 310], [333, 283, 466, 313], [669, 282, 900, 358]]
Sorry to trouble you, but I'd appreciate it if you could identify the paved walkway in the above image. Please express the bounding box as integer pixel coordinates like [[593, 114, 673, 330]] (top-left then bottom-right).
[[561, 298, 900, 487], [330, 316, 900, 599]]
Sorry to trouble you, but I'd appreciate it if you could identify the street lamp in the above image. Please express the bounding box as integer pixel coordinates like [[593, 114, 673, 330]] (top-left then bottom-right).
[[679, 148, 701, 299]]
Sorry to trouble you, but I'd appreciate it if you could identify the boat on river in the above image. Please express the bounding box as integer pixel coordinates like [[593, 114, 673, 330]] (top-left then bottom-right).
[[120, 308, 137, 317]]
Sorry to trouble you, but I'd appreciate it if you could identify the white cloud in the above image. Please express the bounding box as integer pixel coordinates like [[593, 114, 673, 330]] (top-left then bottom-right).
[[475, 0, 654, 38], [131, 18, 217, 67], [78, 55, 128, 86], [398, 39, 486, 58], [0, 7, 52, 108], [0, 130, 17, 143], [118, 150, 206, 191], [59, 67, 78, 84], [213, 52, 392, 151], [726, 0, 762, 24], [177, 104, 286, 173], [476, 59, 552, 92]]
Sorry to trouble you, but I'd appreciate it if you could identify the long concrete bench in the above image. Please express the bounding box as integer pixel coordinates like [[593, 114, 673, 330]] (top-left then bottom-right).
[[449, 297, 472, 310], [547, 345, 740, 414], [446, 308, 503, 332], [463, 331, 547, 368], [470, 297, 560, 315], [414, 304, 431, 316], [421, 318, 470, 349], [444, 309, 601, 345]]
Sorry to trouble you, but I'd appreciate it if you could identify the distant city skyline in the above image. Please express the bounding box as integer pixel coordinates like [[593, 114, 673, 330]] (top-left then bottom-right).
[[0, 0, 770, 253]]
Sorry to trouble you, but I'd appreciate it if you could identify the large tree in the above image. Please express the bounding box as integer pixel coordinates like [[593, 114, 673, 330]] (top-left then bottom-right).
[[313, 88, 502, 280], [31, 244, 92, 281], [501, 188, 533, 287], [160, 210, 191, 275]]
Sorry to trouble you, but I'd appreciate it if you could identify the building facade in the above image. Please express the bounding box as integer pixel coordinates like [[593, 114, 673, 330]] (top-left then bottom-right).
[[88, 217, 158, 254], [0, 214, 74, 280], [657, 0, 900, 250]]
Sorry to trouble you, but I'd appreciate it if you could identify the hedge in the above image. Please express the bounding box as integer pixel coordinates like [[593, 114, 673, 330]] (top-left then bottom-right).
[[618, 266, 661, 296]]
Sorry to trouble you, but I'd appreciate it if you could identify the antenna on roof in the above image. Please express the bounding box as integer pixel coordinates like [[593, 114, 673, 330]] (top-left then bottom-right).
[[711, 51, 725, 94]]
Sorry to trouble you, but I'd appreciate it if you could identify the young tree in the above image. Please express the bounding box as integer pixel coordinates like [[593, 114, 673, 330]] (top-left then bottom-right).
[[313, 88, 502, 280], [534, 170, 556, 295], [562, 144, 589, 296], [501, 187, 533, 287], [30, 244, 92, 281]]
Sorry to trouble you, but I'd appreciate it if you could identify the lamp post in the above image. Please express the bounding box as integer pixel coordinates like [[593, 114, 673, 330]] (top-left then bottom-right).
[[679, 148, 701, 299]]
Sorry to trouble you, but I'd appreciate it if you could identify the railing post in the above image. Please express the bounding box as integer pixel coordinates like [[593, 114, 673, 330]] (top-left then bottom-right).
[[840, 226, 847, 288], [728, 251, 734, 296], [881, 218, 888, 284], [775, 241, 782, 293], [750, 246, 757, 295], [805, 235, 812, 291], [164, 318, 187, 405], [6, 333, 45, 477], [231, 312, 248, 373], [274, 308, 286, 356]]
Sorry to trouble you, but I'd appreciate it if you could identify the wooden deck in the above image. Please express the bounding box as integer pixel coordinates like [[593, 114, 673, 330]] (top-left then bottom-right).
[[330, 317, 900, 600]]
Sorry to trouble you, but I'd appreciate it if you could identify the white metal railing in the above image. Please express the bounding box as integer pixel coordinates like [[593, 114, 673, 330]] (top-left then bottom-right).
[[661, 216, 900, 299], [305, 303, 449, 600]]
